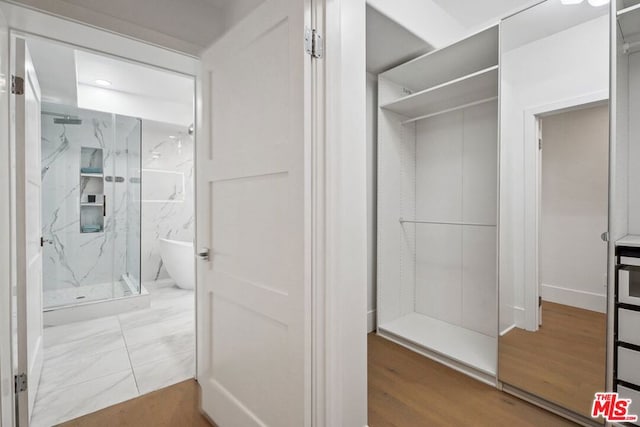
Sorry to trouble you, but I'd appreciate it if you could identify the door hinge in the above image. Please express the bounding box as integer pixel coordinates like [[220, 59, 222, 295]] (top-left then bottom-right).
[[305, 27, 323, 59], [539, 296, 542, 307], [14, 373, 27, 393], [538, 138, 542, 150], [11, 75, 24, 95]]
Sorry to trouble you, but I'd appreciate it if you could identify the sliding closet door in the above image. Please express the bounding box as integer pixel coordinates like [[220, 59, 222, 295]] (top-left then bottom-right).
[[196, 0, 312, 425]]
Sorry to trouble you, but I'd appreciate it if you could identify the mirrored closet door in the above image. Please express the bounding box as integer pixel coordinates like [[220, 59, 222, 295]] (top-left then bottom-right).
[[498, 0, 609, 422]]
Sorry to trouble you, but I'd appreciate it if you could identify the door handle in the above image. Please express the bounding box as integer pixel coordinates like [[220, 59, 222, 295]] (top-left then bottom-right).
[[197, 248, 210, 261], [601, 232, 609, 242]]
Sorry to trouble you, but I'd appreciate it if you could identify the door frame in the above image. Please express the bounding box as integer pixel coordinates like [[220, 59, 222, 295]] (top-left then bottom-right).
[[0, 3, 199, 425], [522, 90, 609, 332], [310, 0, 368, 426]]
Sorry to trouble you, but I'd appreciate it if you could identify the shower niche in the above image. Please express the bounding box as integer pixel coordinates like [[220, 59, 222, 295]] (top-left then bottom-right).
[[79, 146, 104, 233]]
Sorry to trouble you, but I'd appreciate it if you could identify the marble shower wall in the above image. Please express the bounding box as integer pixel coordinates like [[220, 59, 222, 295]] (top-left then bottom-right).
[[140, 120, 194, 283], [41, 104, 141, 306]]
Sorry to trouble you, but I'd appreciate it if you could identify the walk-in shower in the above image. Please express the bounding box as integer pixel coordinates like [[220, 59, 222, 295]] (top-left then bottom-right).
[[41, 103, 145, 318]]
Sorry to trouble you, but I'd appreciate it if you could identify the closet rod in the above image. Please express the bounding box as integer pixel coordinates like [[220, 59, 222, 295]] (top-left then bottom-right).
[[401, 96, 498, 125], [399, 218, 496, 227]]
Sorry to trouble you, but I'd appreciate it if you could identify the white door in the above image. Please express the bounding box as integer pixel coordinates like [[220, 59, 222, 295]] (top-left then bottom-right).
[[14, 37, 43, 425], [196, 0, 312, 426]]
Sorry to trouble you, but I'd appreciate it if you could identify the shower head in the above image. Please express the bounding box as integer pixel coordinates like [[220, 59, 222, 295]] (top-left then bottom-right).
[[42, 111, 83, 125], [53, 116, 83, 125]]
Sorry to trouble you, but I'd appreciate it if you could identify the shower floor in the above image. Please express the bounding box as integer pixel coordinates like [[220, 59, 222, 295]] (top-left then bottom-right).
[[44, 280, 133, 309]]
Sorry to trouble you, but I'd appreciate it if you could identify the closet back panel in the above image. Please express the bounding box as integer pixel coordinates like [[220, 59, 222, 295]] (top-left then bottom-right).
[[413, 101, 497, 337]]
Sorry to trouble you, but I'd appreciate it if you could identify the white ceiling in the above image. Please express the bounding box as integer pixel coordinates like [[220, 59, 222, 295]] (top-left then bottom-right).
[[431, 0, 536, 30], [28, 36, 194, 125], [12, 0, 264, 54], [366, 6, 432, 74], [75, 50, 193, 106], [502, 0, 609, 52]]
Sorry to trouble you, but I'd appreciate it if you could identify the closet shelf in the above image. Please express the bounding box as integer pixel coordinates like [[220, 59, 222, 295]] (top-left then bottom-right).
[[80, 172, 104, 178], [80, 203, 104, 207], [399, 218, 496, 227], [381, 25, 498, 94], [379, 313, 497, 376], [618, 4, 640, 44], [380, 66, 498, 120]]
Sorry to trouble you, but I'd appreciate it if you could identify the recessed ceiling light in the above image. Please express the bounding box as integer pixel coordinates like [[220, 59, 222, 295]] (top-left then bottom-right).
[[560, 0, 583, 4], [94, 79, 112, 87]]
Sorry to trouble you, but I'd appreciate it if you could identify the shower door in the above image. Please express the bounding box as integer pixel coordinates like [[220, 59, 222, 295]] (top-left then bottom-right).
[[41, 105, 141, 308]]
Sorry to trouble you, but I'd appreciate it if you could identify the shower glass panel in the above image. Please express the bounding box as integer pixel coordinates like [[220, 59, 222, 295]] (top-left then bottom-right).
[[41, 103, 142, 309]]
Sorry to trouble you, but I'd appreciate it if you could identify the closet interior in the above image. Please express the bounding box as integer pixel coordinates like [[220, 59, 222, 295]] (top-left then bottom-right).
[[376, 25, 499, 383]]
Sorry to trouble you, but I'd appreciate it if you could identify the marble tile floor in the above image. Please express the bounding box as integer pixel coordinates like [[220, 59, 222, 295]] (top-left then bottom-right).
[[31, 281, 195, 427]]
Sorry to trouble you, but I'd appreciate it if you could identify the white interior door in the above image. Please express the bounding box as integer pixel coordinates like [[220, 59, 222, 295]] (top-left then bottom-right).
[[196, 0, 311, 426], [14, 37, 43, 424]]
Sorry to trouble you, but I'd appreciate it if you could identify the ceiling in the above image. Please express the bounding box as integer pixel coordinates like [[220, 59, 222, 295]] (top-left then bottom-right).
[[431, 0, 536, 30], [366, 6, 432, 74], [11, 0, 264, 54], [28, 36, 194, 126], [502, 0, 609, 52]]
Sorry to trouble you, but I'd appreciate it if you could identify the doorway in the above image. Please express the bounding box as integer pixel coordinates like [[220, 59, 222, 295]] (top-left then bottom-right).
[[11, 33, 197, 426]]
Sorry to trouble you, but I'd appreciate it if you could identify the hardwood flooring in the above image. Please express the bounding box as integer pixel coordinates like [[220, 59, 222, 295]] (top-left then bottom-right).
[[368, 333, 577, 427], [63, 330, 585, 426], [499, 301, 606, 419], [59, 380, 214, 427]]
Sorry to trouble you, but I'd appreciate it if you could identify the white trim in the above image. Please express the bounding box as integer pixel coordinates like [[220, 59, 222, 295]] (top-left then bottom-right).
[[541, 284, 606, 314], [314, 0, 368, 426], [520, 90, 609, 331], [513, 305, 525, 328], [367, 310, 376, 333], [500, 323, 516, 337]]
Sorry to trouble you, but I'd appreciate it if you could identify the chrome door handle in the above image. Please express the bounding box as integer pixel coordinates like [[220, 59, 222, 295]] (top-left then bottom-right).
[[601, 232, 609, 242], [197, 248, 210, 261]]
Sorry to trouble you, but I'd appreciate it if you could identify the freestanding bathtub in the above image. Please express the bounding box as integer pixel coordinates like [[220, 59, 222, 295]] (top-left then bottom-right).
[[159, 238, 195, 290]]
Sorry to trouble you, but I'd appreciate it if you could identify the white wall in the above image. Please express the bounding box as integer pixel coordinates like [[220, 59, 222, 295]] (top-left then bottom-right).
[[627, 53, 640, 234], [500, 15, 609, 331], [367, 0, 464, 49], [366, 73, 377, 332], [141, 121, 194, 283], [540, 106, 609, 313]]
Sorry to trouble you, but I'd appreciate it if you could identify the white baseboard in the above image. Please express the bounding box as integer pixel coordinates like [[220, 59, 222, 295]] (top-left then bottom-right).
[[367, 309, 376, 333], [513, 306, 525, 329], [541, 283, 606, 313]]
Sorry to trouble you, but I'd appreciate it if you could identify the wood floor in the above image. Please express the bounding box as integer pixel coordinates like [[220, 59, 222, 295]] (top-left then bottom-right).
[[368, 333, 577, 427], [499, 301, 606, 419], [59, 380, 214, 427], [63, 333, 582, 426]]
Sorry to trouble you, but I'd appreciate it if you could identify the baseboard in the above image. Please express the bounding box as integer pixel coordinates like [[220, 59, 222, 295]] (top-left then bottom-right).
[[541, 283, 606, 313], [513, 306, 525, 329], [367, 309, 376, 333]]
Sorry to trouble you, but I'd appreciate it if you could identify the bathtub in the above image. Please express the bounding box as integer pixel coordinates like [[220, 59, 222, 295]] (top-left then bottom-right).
[[159, 238, 195, 290]]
